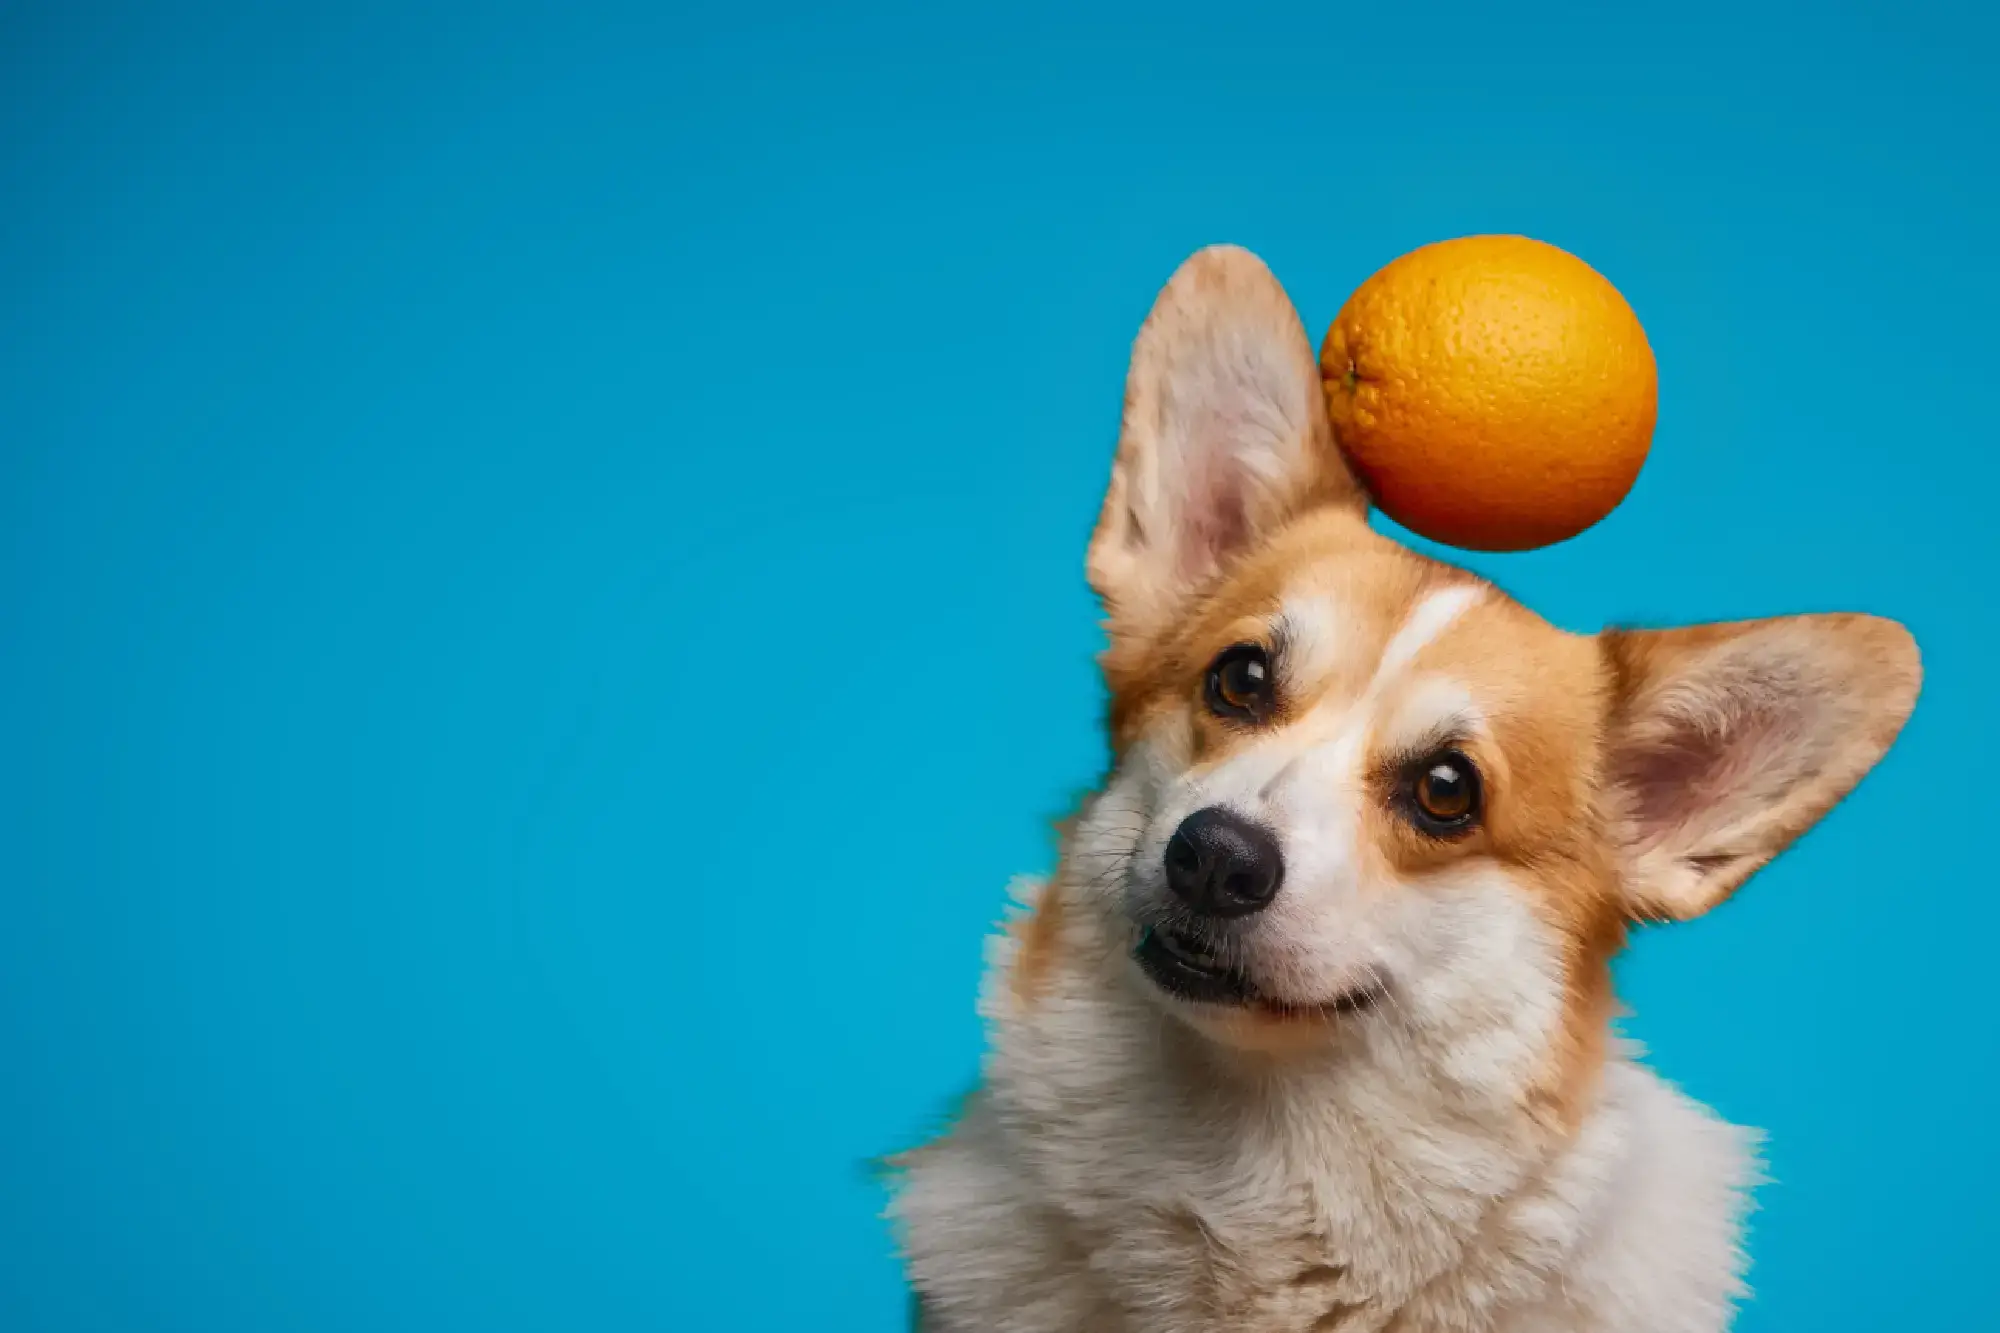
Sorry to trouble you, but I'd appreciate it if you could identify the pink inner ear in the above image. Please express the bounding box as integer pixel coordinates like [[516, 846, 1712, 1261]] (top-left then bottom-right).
[[1175, 452, 1249, 584], [1613, 696, 1808, 847]]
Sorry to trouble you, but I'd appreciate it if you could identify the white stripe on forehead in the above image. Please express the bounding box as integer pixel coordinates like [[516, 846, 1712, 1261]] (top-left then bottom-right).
[[1369, 582, 1482, 699], [1277, 580, 1483, 703]]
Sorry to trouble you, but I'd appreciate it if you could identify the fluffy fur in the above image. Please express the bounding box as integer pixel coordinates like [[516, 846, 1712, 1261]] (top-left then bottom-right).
[[888, 246, 1920, 1333]]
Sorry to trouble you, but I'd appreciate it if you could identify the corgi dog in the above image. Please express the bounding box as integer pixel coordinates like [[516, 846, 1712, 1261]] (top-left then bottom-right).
[[888, 245, 1921, 1333]]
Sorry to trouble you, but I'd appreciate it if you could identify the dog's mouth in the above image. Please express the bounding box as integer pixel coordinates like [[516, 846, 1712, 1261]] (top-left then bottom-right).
[[1134, 925, 1254, 1005], [1133, 927, 1385, 1019]]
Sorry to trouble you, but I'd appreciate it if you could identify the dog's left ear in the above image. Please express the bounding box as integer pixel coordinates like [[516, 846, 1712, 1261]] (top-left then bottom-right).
[[1087, 246, 1364, 639], [1600, 613, 1922, 922]]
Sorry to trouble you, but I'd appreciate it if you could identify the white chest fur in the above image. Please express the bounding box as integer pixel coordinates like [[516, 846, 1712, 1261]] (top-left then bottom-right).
[[891, 880, 1757, 1333]]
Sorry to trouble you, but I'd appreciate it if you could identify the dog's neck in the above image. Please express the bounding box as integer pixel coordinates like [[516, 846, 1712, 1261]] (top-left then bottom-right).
[[963, 874, 1753, 1332]]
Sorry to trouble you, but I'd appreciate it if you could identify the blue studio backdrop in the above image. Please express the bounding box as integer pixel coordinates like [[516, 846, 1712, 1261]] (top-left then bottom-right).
[[3, 3, 1994, 1330]]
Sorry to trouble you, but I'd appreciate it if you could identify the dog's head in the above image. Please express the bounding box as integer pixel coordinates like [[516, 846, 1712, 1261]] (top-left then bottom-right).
[[1073, 246, 1920, 1097]]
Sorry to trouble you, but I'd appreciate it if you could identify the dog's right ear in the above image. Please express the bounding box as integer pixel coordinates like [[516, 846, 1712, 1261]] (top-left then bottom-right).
[[1086, 246, 1364, 642]]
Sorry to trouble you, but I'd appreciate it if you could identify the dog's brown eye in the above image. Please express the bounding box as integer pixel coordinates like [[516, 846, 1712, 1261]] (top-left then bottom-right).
[[1205, 645, 1274, 722], [1410, 751, 1481, 833]]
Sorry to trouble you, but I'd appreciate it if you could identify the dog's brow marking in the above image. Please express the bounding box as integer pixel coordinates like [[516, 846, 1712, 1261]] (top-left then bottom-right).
[[1371, 583, 1481, 693], [1380, 676, 1484, 752], [1277, 593, 1347, 686]]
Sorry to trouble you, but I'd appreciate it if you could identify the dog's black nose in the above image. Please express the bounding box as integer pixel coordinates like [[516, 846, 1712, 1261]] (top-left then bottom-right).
[[1163, 807, 1283, 918]]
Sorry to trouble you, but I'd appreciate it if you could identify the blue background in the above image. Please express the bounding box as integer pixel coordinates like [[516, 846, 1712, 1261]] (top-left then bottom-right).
[[3, 2, 1993, 1329]]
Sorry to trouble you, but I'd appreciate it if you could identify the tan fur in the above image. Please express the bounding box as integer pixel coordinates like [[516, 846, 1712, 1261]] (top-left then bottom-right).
[[1010, 883, 1066, 1007], [892, 245, 1921, 1332]]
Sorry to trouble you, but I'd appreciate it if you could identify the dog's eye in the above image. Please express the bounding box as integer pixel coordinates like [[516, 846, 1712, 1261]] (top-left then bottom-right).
[[1409, 750, 1481, 833], [1204, 645, 1274, 722]]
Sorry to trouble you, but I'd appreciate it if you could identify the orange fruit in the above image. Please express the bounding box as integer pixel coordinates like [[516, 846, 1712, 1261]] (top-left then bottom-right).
[[1319, 235, 1657, 552]]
